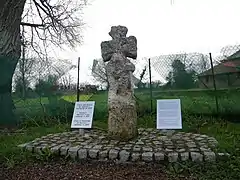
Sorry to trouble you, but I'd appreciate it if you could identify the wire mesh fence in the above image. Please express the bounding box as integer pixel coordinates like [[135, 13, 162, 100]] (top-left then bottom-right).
[[140, 44, 240, 121], [12, 56, 92, 125], [11, 44, 240, 125]]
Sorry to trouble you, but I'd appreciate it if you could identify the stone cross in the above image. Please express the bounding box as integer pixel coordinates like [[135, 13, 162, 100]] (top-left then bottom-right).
[[101, 25, 138, 140], [101, 26, 137, 62]]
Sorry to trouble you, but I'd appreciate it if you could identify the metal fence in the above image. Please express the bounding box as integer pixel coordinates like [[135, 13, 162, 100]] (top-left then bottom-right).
[[142, 44, 240, 121], [12, 44, 240, 125]]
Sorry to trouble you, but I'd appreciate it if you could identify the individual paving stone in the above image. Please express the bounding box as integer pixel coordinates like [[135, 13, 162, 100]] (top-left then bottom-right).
[[88, 149, 99, 159], [142, 147, 153, 152], [93, 145, 103, 149], [99, 150, 109, 159], [100, 140, 109, 144], [204, 151, 216, 162], [176, 148, 186, 153], [124, 144, 133, 148], [133, 146, 141, 152], [166, 145, 175, 149], [189, 148, 200, 152], [171, 135, 182, 140], [32, 142, 40, 146], [186, 143, 197, 148], [83, 145, 93, 149], [165, 148, 174, 153], [199, 134, 208, 138], [98, 136, 105, 140], [195, 137, 204, 141], [81, 142, 88, 146], [34, 146, 42, 153], [190, 152, 203, 162], [142, 152, 153, 162], [131, 153, 141, 161], [176, 140, 185, 144], [114, 147, 121, 150], [180, 152, 189, 161], [153, 141, 162, 145], [78, 149, 88, 160], [68, 146, 81, 159], [119, 150, 130, 162], [198, 142, 207, 146], [200, 147, 212, 152], [122, 147, 132, 150], [60, 146, 70, 156], [157, 136, 168, 141], [136, 141, 144, 145], [154, 147, 163, 152], [168, 152, 178, 162], [110, 140, 119, 145], [109, 149, 119, 160], [50, 145, 62, 154], [154, 152, 165, 161]]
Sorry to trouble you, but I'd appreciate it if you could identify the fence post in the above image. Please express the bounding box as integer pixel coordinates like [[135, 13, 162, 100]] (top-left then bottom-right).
[[209, 53, 219, 114], [77, 57, 80, 102], [148, 58, 153, 114]]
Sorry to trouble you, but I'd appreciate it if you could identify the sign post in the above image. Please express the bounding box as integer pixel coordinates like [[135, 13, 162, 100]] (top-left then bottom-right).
[[71, 101, 95, 135], [156, 99, 182, 135]]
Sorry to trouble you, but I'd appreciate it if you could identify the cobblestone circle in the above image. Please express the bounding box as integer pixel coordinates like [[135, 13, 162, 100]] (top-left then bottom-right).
[[18, 128, 229, 163]]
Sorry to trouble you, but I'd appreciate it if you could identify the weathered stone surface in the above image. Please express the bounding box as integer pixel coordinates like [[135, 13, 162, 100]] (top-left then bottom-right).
[[119, 150, 130, 162], [142, 152, 153, 162], [78, 149, 87, 159], [50, 145, 62, 154], [180, 152, 189, 161], [101, 25, 138, 141], [204, 151, 216, 162], [142, 147, 153, 152], [109, 149, 119, 160], [154, 152, 165, 161], [131, 153, 141, 161], [89, 149, 99, 159], [18, 128, 221, 163], [99, 150, 109, 159], [60, 146, 69, 156], [168, 152, 178, 162], [68, 146, 80, 159], [191, 152, 203, 162]]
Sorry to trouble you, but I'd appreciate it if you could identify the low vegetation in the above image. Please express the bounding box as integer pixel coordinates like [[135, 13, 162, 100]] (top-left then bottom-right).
[[1, 90, 239, 179]]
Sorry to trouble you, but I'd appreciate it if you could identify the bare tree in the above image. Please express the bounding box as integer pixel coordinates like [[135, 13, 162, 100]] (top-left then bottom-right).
[[0, 0, 87, 127]]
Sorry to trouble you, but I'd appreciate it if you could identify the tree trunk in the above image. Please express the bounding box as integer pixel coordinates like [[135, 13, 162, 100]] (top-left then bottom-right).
[[0, 0, 26, 127]]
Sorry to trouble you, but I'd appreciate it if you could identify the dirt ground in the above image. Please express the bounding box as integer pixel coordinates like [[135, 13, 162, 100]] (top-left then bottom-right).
[[0, 161, 194, 180]]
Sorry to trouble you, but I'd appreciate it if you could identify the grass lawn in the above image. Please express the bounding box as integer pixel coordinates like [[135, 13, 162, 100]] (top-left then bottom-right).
[[1, 115, 239, 179]]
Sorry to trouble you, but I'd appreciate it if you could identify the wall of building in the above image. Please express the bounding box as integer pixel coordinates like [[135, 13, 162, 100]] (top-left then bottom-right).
[[198, 73, 240, 89]]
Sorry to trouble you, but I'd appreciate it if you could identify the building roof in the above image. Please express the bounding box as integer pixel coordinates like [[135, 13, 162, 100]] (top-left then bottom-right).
[[227, 49, 240, 60], [198, 62, 240, 77], [198, 51, 240, 77]]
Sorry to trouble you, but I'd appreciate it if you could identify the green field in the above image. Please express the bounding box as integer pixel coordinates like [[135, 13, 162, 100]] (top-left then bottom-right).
[[14, 89, 240, 123], [89, 89, 240, 121]]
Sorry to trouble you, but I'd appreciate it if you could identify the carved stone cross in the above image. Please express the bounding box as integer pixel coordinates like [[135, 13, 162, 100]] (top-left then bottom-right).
[[101, 26, 137, 62], [100, 25, 138, 140]]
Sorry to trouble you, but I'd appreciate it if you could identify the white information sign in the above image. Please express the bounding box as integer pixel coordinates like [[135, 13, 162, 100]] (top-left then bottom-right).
[[71, 101, 95, 129], [157, 99, 182, 129]]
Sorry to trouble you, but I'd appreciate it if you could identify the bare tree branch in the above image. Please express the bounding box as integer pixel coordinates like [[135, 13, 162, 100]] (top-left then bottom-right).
[[21, 22, 44, 27]]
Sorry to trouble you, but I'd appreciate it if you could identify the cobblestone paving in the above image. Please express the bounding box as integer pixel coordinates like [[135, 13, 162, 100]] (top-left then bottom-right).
[[18, 128, 229, 163]]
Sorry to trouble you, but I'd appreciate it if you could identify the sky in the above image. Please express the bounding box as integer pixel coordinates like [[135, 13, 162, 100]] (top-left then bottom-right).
[[55, 0, 240, 84]]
